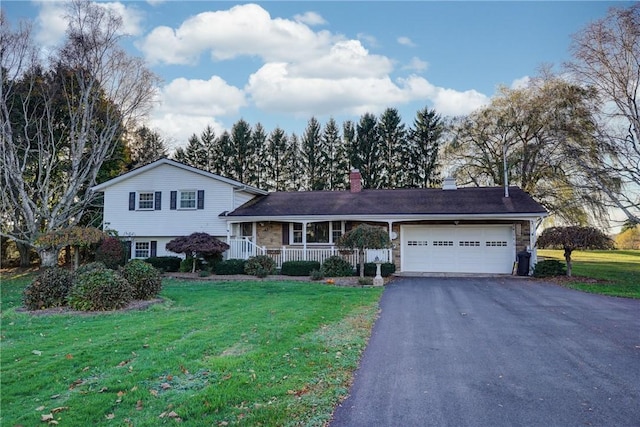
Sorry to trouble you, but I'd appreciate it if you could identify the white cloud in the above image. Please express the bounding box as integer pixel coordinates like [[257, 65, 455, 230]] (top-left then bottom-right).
[[397, 36, 415, 47], [148, 114, 226, 149], [33, 1, 143, 49], [150, 76, 246, 144], [293, 11, 326, 26], [511, 75, 531, 89], [403, 57, 428, 72], [137, 4, 339, 65], [357, 32, 378, 48]]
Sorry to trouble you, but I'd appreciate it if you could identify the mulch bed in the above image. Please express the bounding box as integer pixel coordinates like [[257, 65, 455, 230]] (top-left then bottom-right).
[[537, 275, 612, 285], [163, 272, 385, 287], [15, 298, 165, 316]]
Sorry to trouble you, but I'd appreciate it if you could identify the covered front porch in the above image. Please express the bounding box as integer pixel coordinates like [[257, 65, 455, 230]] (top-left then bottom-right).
[[225, 219, 395, 269]]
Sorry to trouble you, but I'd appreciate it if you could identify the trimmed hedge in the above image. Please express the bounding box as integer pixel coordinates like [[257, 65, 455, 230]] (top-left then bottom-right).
[[245, 255, 276, 278], [122, 260, 162, 300], [359, 262, 396, 277], [281, 260, 321, 276], [533, 259, 566, 278], [22, 267, 74, 310], [215, 259, 247, 275], [145, 256, 181, 272], [68, 267, 133, 311], [320, 256, 355, 277]]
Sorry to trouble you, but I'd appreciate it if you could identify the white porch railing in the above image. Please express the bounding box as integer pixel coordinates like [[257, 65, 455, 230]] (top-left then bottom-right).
[[227, 239, 391, 269]]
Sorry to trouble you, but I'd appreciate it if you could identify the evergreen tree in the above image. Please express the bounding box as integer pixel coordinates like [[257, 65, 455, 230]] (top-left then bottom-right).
[[354, 113, 383, 189], [251, 123, 268, 189], [300, 117, 325, 190], [129, 126, 167, 168], [321, 117, 348, 190], [199, 125, 218, 173], [215, 131, 233, 178], [228, 119, 253, 184], [284, 133, 303, 191], [406, 107, 443, 188], [378, 108, 407, 188], [173, 133, 206, 169], [264, 127, 289, 191]]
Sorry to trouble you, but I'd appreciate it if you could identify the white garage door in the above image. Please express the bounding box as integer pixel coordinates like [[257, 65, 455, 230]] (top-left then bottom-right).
[[401, 225, 515, 274]]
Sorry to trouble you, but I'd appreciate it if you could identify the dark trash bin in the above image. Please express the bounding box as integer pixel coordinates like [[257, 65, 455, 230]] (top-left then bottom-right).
[[517, 250, 531, 276]]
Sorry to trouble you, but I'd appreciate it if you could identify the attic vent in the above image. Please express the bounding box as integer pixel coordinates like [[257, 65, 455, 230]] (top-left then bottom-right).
[[442, 177, 457, 190]]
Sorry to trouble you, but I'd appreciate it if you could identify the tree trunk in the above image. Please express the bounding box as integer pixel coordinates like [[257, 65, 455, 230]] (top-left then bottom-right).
[[16, 241, 31, 267], [359, 249, 365, 278], [564, 248, 573, 277], [74, 246, 80, 270], [192, 257, 197, 273], [38, 248, 59, 268]]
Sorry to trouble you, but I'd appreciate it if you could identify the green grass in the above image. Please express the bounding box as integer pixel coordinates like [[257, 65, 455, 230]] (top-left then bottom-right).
[[1, 274, 383, 426], [537, 249, 640, 298]]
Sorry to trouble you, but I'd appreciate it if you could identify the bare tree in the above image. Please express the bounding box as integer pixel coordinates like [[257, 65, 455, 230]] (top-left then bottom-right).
[[566, 4, 640, 224], [0, 1, 159, 266]]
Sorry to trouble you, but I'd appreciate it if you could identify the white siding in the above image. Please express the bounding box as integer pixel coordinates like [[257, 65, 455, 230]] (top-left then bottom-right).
[[102, 163, 257, 238], [233, 191, 255, 209]]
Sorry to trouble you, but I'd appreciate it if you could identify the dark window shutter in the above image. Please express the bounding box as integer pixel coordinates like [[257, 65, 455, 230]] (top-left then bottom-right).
[[129, 192, 136, 210], [150, 241, 157, 257], [282, 223, 289, 245], [154, 192, 162, 210], [197, 190, 205, 209], [170, 191, 177, 210]]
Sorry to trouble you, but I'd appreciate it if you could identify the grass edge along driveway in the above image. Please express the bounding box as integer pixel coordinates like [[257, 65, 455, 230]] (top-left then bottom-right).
[[0, 277, 382, 426]]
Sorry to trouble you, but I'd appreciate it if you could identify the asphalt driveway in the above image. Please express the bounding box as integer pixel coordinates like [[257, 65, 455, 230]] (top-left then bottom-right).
[[330, 277, 640, 427]]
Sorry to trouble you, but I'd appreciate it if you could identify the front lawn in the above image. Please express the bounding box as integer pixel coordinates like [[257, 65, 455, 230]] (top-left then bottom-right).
[[0, 275, 383, 426], [537, 249, 640, 298]]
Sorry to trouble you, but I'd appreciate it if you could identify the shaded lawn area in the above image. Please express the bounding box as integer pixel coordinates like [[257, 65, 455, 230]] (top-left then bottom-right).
[[0, 275, 383, 426], [537, 249, 640, 298]]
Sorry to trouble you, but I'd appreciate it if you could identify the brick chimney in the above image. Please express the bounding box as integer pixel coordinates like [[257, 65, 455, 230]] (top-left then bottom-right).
[[442, 176, 457, 190], [349, 169, 362, 193]]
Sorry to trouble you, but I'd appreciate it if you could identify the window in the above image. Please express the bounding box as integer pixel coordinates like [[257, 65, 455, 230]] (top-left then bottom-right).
[[486, 241, 508, 247], [459, 241, 480, 247], [332, 221, 343, 242], [408, 240, 428, 246], [291, 221, 344, 244], [135, 242, 150, 258], [138, 192, 154, 210], [180, 190, 196, 209], [433, 241, 454, 246], [240, 223, 253, 238]]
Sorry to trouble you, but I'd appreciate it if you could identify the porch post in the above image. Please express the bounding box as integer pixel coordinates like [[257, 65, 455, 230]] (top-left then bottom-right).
[[388, 220, 394, 263], [226, 221, 232, 260], [302, 221, 308, 260]]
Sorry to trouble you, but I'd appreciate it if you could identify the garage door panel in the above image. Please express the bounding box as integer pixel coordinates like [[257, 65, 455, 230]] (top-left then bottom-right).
[[401, 225, 514, 274]]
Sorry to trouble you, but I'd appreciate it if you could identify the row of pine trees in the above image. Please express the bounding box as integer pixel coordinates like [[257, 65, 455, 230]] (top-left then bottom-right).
[[169, 107, 444, 191]]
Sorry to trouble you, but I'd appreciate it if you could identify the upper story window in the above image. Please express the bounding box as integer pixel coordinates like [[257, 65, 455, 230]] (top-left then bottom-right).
[[138, 192, 154, 210], [180, 190, 197, 209]]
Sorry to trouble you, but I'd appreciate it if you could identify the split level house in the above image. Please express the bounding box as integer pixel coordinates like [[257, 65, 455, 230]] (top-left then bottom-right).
[[91, 158, 548, 275]]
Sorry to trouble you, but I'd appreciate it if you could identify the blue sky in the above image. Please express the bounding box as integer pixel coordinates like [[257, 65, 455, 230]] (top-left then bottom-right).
[[3, 1, 634, 150]]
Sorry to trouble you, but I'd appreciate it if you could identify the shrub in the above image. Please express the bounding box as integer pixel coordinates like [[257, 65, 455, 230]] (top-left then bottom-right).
[[245, 255, 276, 277], [310, 269, 324, 281], [320, 256, 354, 277], [95, 237, 125, 269], [122, 260, 162, 300], [358, 277, 374, 286], [533, 260, 566, 278], [145, 256, 181, 272], [180, 257, 204, 272], [281, 261, 321, 276], [215, 259, 247, 275], [23, 267, 74, 310], [68, 268, 133, 311], [75, 261, 107, 275], [359, 262, 396, 277]]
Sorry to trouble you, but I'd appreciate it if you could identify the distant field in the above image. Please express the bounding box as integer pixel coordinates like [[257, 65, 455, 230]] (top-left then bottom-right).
[[537, 249, 640, 298]]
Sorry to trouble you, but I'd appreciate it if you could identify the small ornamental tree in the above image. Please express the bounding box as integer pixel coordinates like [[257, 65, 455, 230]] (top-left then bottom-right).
[[536, 226, 614, 276], [35, 227, 106, 269], [337, 224, 391, 278], [166, 232, 230, 273]]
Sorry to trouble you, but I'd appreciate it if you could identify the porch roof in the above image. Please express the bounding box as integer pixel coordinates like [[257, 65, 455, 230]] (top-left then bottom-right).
[[224, 186, 547, 218]]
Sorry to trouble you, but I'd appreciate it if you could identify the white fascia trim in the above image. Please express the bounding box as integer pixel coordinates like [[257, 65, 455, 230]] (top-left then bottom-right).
[[91, 158, 268, 195], [223, 213, 548, 223]]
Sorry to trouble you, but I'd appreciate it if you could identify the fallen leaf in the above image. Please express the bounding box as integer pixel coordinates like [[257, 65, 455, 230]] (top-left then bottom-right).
[[41, 413, 54, 422], [49, 421, 59, 425], [50, 394, 60, 399], [69, 379, 83, 390], [136, 400, 143, 411], [105, 413, 115, 420], [82, 367, 90, 372], [32, 350, 42, 356], [180, 365, 189, 374], [65, 354, 73, 359], [98, 387, 108, 393], [117, 360, 130, 367], [160, 383, 171, 390], [117, 391, 125, 397], [142, 343, 150, 348], [130, 386, 138, 392], [51, 407, 68, 413], [36, 406, 46, 411], [149, 389, 158, 397], [166, 375, 173, 381]]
